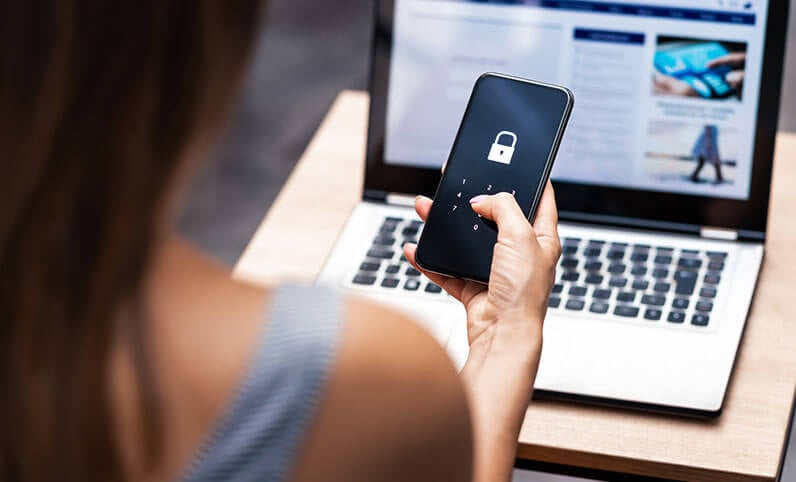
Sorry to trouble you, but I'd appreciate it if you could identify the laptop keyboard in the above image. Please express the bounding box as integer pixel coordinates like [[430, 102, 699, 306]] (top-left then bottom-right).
[[349, 217, 727, 327], [349, 216, 446, 296], [550, 237, 726, 328]]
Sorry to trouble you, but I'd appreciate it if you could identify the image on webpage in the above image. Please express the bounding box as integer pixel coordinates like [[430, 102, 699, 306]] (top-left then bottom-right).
[[653, 35, 748, 101]]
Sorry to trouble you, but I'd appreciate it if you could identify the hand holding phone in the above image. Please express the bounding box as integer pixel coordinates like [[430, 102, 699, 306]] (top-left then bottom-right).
[[415, 73, 573, 282]]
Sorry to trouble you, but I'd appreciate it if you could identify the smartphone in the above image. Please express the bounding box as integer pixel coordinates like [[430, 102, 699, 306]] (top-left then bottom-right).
[[415, 73, 573, 283]]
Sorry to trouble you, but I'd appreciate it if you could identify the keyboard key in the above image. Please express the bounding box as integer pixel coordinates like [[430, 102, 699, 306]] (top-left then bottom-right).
[[668, 311, 686, 324], [708, 261, 725, 271], [644, 309, 662, 321], [409, 219, 424, 228], [561, 272, 579, 282], [696, 301, 714, 312], [400, 254, 407, 262], [674, 270, 698, 295], [380, 223, 397, 233], [654, 255, 673, 265], [706, 251, 728, 259], [657, 247, 674, 253], [562, 245, 578, 255], [569, 286, 588, 297], [560, 258, 578, 269], [353, 274, 377, 285], [584, 247, 602, 257], [608, 263, 626, 274], [584, 261, 603, 271], [607, 250, 625, 260], [385, 216, 404, 223], [588, 240, 606, 246], [630, 252, 649, 262], [691, 314, 710, 327], [585, 274, 604, 285], [360, 262, 380, 272], [565, 299, 585, 311], [385, 264, 400, 274], [367, 249, 394, 260], [425, 283, 442, 294], [700, 287, 717, 299], [682, 249, 700, 256], [549, 297, 561, 308], [610, 242, 628, 249], [641, 294, 666, 306], [631, 265, 648, 276], [672, 298, 690, 310], [381, 278, 400, 288], [373, 236, 396, 246], [402, 227, 419, 237], [678, 258, 703, 269], [614, 306, 640, 318], [552, 283, 563, 294], [590, 301, 609, 314], [652, 268, 669, 278], [653, 282, 671, 293], [609, 277, 628, 288], [404, 279, 420, 291], [406, 267, 421, 277], [617, 291, 636, 302], [634, 244, 651, 250], [632, 279, 649, 291], [704, 273, 721, 285], [564, 237, 582, 245], [593, 288, 612, 299]]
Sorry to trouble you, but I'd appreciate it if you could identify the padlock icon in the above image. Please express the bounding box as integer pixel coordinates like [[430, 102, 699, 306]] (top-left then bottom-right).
[[487, 131, 517, 165]]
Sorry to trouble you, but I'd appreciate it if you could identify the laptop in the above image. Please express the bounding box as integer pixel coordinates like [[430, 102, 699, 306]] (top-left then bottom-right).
[[318, 0, 790, 416]]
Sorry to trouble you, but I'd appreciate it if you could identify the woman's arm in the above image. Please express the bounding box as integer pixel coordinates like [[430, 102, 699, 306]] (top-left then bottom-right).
[[405, 182, 561, 482]]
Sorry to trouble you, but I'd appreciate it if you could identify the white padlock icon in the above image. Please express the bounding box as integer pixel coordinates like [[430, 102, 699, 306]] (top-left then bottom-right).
[[487, 131, 517, 165]]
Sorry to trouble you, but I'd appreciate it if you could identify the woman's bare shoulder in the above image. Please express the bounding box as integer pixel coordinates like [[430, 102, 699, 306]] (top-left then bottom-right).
[[125, 238, 471, 482], [289, 296, 473, 482]]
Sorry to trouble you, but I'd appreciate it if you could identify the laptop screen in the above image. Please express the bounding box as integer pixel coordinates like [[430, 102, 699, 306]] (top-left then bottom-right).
[[383, 0, 771, 202]]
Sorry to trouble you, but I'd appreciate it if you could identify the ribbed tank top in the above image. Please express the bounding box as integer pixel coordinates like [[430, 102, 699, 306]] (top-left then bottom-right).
[[181, 284, 342, 482]]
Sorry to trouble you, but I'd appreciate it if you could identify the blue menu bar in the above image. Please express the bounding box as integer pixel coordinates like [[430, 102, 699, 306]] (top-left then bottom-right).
[[574, 28, 645, 45], [461, 0, 757, 25], [539, 1, 756, 25]]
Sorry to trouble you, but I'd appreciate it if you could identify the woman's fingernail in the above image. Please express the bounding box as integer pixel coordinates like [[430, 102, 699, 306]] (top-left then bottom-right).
[[470, 195, 487, 204]]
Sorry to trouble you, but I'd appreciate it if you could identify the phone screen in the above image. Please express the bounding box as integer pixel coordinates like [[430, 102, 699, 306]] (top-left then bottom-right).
[[416, 74, 573, 282]]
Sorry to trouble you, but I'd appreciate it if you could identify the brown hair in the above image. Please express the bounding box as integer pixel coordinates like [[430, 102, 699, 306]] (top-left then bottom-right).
[[0, 1, 263, 480]]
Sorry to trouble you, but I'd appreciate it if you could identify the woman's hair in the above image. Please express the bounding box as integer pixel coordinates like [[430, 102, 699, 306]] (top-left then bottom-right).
[[0, 1, 263, 480]]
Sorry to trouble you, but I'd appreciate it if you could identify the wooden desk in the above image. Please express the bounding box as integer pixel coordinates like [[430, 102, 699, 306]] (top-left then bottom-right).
[[234, 90, 796, 482]]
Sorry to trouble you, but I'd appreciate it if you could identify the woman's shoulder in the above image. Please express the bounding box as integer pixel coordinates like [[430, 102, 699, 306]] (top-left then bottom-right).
[[288, 296, 473, 482], [139, 239, 470, 482]]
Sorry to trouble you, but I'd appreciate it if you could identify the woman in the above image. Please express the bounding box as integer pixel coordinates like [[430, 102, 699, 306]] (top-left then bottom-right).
[[0, 2, 561, 481]]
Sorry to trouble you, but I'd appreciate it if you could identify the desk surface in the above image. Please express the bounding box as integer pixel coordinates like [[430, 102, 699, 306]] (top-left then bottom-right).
[[234, 90, 796, 482]]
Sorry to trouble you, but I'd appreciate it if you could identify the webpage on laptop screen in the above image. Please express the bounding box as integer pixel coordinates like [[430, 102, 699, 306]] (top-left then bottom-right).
[[384, 0, 770, 200]]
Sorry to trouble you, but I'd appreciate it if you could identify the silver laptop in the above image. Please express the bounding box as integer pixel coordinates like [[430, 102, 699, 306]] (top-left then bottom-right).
[[318, 0, 790, 416]]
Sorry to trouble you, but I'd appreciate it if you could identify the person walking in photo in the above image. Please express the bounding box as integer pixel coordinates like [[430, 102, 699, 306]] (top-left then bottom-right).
[[691, 124, 724, 184]]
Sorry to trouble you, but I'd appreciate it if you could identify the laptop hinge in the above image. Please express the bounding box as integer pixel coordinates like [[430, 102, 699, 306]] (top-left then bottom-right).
[[385, 193, 417, 207], [700, 226, 739, 241]]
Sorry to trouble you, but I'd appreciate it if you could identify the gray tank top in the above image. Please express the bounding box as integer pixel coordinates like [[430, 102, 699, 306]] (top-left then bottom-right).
[[181, 284, 343, 482]]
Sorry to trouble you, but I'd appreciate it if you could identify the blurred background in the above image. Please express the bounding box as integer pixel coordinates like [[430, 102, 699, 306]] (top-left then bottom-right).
[[177, 0, 796, 266], [175, 1, 795, 480]]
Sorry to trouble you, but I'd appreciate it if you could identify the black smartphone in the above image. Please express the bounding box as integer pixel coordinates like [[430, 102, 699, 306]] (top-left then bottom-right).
[[415, 73, 573, 283]]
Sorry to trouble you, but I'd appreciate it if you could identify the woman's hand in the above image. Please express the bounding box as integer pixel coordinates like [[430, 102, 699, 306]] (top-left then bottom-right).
[[403, 182, 561, 351], [403, 182, 561, 482]]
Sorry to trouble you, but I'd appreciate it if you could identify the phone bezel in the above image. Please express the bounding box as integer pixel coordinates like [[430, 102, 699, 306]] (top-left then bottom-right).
[[414, 73, 574, 283]]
